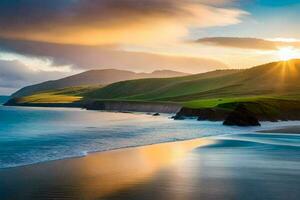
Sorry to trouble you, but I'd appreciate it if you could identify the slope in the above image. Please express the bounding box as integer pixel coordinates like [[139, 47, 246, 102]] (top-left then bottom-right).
[[11, 69, 189, 98], [86, 60, 300, 103]]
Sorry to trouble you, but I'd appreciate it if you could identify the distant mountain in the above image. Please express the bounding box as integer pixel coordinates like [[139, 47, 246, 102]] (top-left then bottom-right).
[[11, 69, 189, 98]]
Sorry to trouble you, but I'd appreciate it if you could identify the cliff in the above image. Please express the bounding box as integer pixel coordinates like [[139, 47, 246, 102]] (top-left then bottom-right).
[[84, 101, 182, 114]]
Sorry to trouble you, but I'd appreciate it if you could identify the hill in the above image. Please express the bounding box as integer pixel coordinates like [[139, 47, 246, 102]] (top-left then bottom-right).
[[11, 69, 189, 98], [86, 60, 300, 102], [5, 59, 300, 123]]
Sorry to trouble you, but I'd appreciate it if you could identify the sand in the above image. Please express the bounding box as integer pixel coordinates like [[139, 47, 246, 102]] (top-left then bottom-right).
[[0, 138, 213, 200], [1, 133, 300, 200]]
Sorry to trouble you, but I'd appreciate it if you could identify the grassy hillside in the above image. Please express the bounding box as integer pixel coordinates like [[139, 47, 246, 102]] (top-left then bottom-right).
[[85, 60, 300, 104], [14, 86, 99, 104], [11, 69, 188, 98], [85, 69, 241, 101], [7, 60, 300, 119]]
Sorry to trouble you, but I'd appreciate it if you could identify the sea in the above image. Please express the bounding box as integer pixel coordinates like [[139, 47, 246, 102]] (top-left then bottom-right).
[[0, 99, 299, 169]]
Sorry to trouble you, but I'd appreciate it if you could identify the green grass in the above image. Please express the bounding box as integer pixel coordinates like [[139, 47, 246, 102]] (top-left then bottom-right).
[[85, 60, 300, 103], [16, 86, 100, 104], [18, 93, 82, 104], [183, 96, 270, 108], [11, 60, 300, 116]]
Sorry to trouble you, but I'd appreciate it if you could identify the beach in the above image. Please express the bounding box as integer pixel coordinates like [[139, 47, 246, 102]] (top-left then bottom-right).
[[1, 106, 300, 200], [0, 138, 213, 200], [1, 132, 299, 200], [2, 1, 300, 199]]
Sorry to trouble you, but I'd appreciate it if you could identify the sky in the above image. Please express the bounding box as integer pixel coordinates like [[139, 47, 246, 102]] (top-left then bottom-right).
[[1, 0, 300, 94]]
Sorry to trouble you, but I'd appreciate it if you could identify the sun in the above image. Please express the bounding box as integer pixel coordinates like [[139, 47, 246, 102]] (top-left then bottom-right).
[[277, 47, 299, 61]]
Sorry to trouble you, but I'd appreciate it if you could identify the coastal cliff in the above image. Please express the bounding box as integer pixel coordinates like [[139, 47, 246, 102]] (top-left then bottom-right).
[[5, 59, 300, 126], [175, 101, 300, 122], [4, 98, 82, 108], [4, 98, 182, 114], [83, 101, 182, 114], [5, 97, 300, 126]]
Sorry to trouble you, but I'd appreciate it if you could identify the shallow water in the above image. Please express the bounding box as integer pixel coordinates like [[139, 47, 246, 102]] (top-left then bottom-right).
[[0, 105, 299, 168], [105, 134, 300, 200], [0, 133, 299, 200]]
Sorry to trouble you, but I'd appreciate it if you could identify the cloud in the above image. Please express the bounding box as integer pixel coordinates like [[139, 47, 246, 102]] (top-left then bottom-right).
[[0, 0, 247, 45], [196, 37, 300, 50], [0, 39, 227, 73], [0, 59, 71, 92]]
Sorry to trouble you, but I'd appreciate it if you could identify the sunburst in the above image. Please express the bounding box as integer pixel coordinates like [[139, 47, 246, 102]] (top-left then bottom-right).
[[277, 47, 299, 61]]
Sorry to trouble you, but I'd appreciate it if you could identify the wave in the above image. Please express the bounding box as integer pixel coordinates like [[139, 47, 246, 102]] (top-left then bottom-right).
[[1, 106, 300, 169]]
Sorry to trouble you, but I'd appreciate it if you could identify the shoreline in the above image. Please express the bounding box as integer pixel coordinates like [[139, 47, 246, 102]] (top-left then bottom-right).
[[1, 133, 299, 200], [0, 138, 214, 199], [4, 100, 182, 114], [3, 103, 300, 171], [0, 137, 212, 170], [2, 123, 299, 170], [5, 99, 300, 123]]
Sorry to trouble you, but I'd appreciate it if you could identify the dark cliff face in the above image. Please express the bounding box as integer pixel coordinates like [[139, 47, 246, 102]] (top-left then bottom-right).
[[175, 106, 261, 126], [175, 107, 229, 121], [223, 104, 261, 126], [175, 101, 300, 126], [84, 101, 182, 114]]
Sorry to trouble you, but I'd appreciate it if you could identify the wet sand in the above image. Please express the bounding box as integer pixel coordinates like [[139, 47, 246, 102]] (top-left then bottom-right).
[[1, 134, 300, 200], [0, 138, 214, 200]]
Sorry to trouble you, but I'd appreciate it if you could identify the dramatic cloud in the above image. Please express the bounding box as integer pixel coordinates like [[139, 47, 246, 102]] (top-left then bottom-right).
[[0, 1, 246, 94], [0, 59, 71, 93], [0, 0, 246, 45], [197, 37, 300, 50], [0, 39, 227, 73]]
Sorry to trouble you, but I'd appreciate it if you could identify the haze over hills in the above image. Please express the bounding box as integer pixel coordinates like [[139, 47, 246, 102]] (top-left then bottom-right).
[[11, 69, 189, 98]]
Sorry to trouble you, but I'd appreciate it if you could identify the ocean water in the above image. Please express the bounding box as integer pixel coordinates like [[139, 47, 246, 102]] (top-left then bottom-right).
[[0, 105, 299, 169]]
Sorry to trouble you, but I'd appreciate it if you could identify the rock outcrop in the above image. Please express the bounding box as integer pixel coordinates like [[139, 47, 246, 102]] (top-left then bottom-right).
[[175, 107, 229, 121], [223, 104, 261, 126]]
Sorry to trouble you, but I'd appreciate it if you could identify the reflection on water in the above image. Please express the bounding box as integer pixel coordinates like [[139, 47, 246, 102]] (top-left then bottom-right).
[[1, 134, 300, 200], [0, 105, 229, 169], [106, 134, 300, 200], [0, 138, 213, 200], [1, 105, 299, 169]]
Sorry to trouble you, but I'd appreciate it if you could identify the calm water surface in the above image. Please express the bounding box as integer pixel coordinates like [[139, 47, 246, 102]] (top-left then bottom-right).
[[0, 102, 300, 200], [0, 104, 299, 169]]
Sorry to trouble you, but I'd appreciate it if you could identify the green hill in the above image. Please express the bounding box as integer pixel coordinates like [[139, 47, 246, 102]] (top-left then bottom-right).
[[12, 86, 99, 104], [85, 60, 300, 103], [5, 59, 300, 122], [11, 69, 188, 98]]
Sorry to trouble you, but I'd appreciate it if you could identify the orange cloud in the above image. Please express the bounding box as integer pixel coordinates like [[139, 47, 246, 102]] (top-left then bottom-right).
[[0, 0, 247, 45], [0, 39, 227, 73], [197, 37, 300, 50]]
